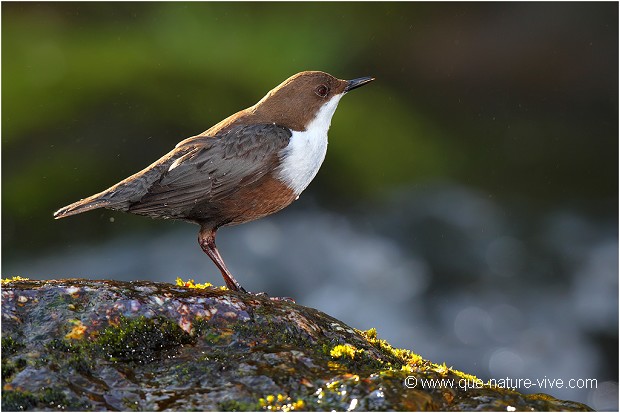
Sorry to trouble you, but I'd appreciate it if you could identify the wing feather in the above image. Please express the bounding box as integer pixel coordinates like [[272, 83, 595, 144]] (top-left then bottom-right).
[[128, 123, 291, 218]]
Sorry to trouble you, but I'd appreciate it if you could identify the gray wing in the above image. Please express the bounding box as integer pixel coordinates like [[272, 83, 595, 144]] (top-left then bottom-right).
[[128, 123, 292, 218]]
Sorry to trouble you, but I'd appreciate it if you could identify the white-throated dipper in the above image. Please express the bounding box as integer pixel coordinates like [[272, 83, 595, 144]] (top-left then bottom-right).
[[54, 71, 374, 293]]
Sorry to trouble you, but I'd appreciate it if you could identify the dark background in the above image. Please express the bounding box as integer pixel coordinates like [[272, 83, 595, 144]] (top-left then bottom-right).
[[3, 2, 618, 409]]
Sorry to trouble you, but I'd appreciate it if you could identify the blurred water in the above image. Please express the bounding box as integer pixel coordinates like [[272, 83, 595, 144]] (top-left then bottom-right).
[[4, 184, 618, 410]]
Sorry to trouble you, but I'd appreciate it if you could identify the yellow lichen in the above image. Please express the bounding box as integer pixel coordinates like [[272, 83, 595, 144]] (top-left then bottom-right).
[[1, 276, 29, 285], [433, 362, 449, 376], [401, 364, 415, 373], [330, 344, 358, 359], [175, 277, 214, 290], [259, 393, 304, 411], [325, 379, 341, 390], [364, 327, 378, 340], [358, 327, 423, 367]]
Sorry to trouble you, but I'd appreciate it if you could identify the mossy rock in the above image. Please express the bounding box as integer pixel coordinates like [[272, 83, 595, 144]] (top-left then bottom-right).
[[1, 279, 592, 411]]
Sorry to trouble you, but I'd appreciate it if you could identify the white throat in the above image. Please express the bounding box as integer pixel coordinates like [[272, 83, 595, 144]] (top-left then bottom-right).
[[277, 94, 343, 195]]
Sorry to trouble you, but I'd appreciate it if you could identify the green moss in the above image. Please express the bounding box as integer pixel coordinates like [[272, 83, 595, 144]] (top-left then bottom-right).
[[191, 316, 212, 337], [66, 353, 94, 374], [2, 357, 27, 382], [233, 318, 315, 351], [1, 388, 87, 411], [38, 388, 71, 409], [528, 393, 558, 402], [1, 336, 25, 358], [193, 318, 235, 347], [93, 315, 195, 364], [1, 337, 28, 383], [1, 391, 38, 411], [42, 316, 196, 371], [46, 338, 82, 353], [218, 399, 262, 411]]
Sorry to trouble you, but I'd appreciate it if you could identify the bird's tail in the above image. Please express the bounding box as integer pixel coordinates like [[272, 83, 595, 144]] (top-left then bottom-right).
[[53, 194, 111, 219]]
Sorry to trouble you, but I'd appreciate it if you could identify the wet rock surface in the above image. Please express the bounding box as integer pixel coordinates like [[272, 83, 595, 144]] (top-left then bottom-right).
[[1, 279, 592, 411]]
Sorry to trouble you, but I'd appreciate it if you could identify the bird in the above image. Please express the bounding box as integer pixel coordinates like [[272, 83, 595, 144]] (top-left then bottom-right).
[[54, 71, 374, 294]]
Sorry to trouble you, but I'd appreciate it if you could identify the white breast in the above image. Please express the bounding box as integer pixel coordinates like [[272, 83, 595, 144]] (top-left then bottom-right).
[[277, 94, 343, 195]]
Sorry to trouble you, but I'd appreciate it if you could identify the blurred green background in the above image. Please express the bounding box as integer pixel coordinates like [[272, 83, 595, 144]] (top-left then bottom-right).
[[2, 2, 618, 409], [3, 2, 617, 253]]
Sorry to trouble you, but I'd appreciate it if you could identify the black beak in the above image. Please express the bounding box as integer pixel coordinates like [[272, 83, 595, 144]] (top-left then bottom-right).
[[345, 76, 375, 92]]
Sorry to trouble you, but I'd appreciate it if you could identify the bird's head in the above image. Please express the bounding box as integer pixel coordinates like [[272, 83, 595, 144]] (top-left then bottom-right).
[[252, 71, 374, 131]]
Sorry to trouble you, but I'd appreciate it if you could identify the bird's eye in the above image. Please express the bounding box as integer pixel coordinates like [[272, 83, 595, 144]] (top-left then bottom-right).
[[315, 84, 329, 98]]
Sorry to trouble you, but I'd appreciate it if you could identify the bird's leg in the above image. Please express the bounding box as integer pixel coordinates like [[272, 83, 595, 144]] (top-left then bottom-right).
[[198, 226, 294, 302], [198, 226, 247, 293]]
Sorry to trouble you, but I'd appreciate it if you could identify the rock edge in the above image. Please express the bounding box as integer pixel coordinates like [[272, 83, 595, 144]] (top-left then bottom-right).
[[1, 279, 593, 411]]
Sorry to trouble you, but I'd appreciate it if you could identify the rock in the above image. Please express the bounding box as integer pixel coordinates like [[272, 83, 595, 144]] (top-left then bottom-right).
[[1, 279, 592, 411]]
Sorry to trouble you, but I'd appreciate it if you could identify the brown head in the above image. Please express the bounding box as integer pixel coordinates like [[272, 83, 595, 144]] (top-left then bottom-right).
[[247, 71, 374, 131], [202, 71, 374, 136]]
